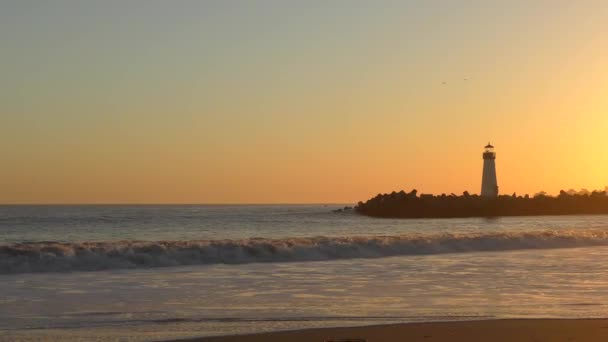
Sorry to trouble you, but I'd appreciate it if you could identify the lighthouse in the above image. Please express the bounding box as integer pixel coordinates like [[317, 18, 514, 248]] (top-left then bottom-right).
[[481, 143, 498, 198]]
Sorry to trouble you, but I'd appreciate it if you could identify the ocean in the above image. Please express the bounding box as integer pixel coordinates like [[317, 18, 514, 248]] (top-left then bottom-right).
[[2, 205, 608, 341]]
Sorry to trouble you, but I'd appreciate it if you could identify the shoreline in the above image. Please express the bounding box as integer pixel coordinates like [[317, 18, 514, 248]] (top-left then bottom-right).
[[171, 318, 608, 342]]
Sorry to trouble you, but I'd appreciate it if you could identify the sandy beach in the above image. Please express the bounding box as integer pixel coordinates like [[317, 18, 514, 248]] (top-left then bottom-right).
[[176, 319, 608, 342]]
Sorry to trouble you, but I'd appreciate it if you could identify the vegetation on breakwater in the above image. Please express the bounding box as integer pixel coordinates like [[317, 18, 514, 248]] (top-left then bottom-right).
[[355, 189, 608, 218]]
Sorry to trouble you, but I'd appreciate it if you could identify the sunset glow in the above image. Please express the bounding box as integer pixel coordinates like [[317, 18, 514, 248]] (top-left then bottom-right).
[[2, 1, 607, 204]]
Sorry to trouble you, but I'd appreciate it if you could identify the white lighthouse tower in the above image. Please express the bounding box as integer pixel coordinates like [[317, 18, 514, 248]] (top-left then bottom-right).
[[481, 143, 498, 198]]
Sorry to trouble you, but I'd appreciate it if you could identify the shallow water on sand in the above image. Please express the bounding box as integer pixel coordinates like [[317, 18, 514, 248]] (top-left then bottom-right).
[[2, 205, 608, 340]]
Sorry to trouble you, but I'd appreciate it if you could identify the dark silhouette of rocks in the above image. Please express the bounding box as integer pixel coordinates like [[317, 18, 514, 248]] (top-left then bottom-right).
[[355, 189, 608, 218]]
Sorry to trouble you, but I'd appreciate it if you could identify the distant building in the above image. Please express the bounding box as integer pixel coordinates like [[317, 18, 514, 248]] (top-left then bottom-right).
[[481, 143, 499, 197]]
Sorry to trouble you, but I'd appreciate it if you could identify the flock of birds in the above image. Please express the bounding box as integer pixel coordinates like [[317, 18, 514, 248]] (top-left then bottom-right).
[[442, 78, 468, 85]]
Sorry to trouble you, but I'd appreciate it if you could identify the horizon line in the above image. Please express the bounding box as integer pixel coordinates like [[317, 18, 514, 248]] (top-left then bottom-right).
[[0, 202, 357, 206]]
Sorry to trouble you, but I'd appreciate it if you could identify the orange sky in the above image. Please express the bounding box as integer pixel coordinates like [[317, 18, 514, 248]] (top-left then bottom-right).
[[1, 1, 607, 204]]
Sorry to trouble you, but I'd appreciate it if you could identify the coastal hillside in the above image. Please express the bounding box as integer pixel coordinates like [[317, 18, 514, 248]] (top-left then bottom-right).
[[355, 189, 608, 218]]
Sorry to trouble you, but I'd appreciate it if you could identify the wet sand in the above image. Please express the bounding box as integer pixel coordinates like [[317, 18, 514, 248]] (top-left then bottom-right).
[[175, 319, 608, 342]]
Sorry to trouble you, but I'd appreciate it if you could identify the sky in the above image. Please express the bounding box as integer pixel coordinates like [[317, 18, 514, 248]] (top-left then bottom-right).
[[1, 0, 607, 204]]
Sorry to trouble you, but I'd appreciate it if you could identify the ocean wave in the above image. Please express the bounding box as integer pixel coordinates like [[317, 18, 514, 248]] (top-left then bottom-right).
[[3, 230, 608, 274]]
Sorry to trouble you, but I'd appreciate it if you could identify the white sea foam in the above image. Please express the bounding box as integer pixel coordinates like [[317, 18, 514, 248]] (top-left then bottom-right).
[[3, 230, 608, 274]]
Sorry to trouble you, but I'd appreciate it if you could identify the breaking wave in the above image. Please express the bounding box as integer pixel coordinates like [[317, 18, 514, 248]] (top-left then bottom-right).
[[3, 230, 608, 274]]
